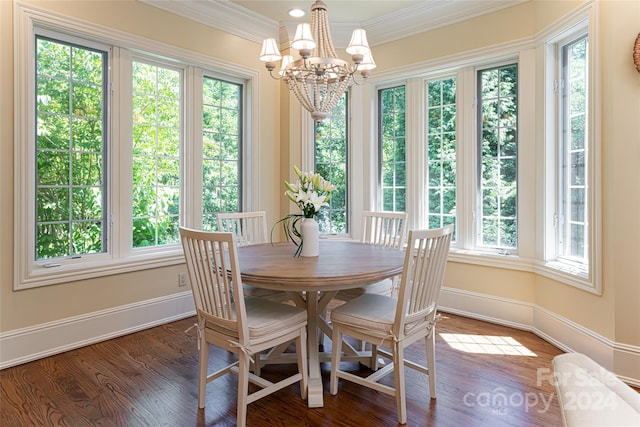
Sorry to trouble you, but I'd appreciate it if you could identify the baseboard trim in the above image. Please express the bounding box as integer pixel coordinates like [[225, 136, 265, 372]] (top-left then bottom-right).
[[439, 287, 640, 387], [0, 291, 195, 370], [2, 287, 638, 387]]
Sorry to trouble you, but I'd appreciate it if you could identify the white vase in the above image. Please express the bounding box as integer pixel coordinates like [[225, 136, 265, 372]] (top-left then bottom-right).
[[300, 217, 320, 257]]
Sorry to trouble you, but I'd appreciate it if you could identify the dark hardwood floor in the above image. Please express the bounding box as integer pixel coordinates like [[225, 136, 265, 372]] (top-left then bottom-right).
[[1, 313, 566, 426]]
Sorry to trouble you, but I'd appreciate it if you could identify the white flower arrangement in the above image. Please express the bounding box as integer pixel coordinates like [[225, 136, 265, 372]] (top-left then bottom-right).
[[284, 165, 336, 219], [273, 165, 336, 257]]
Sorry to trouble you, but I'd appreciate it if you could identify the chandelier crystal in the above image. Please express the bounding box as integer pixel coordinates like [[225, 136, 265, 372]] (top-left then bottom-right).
[[259, 0, 376, 122]]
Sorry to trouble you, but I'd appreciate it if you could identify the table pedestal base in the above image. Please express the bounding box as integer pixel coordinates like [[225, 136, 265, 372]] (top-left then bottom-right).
[[307, 378, 324, 408]]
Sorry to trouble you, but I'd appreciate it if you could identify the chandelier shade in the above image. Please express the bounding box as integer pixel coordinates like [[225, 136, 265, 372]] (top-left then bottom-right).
[[259, 38, 281, 63], [259, 0, 376, 122]]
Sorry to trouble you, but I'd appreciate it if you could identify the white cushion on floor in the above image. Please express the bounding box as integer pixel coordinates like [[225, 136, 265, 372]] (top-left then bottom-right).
[[553, 353, 640, 427]]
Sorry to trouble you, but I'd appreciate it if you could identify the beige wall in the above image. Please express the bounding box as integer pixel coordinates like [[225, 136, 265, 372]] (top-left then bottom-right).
[[1, 0, 639, 370], [0, 0, 282, 330], [370, 0, 640, 349]]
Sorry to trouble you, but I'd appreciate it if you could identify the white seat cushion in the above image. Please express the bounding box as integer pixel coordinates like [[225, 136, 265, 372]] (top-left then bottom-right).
[[206, 296, 306, 342], [244, 296, 306, 338], [331, 293, 396, 335]]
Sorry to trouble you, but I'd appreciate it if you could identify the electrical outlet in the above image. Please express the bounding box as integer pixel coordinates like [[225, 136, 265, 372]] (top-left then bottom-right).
[[178, 272, 188, 287]]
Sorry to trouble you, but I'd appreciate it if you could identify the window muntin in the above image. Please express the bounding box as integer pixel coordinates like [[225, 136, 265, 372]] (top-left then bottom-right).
[[379, 86, 406, 212], [35, 36, 108, 260], [315, 93, 348, 234], [131, 61, 181, 248], [426, 77, 457, 239], [16, 6, 254, 289], [201, 76, 242, 230], [478, 64, 518, 250], [559, 36, 588, 263]]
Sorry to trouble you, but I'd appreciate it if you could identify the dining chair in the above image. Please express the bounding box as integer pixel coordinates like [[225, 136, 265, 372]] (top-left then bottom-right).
[[179, 227, 308, 427], [321, 211, 408, 349], [217, 211, 290, 302], [329, 225, 453, 424], [337, 211, 408, 300]]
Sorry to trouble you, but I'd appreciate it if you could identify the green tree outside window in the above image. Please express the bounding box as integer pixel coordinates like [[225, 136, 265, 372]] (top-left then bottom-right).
[[315, 93, 348, 234], [35, 37, 107, 260], [427, 77, 457, 239], [479, 64, 518, 249], [132, 61, 181, 247], [202, 77, 242, 230], [379, 86, 406, 212]]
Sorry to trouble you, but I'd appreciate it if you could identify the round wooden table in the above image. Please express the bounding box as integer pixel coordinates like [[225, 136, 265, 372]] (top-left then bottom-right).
[[237, 240, 405, 408]]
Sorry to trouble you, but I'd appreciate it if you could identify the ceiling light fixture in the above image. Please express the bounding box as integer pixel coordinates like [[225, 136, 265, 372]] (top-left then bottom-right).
[[259, 0, 376, 122], [288, 8, 305, 18]]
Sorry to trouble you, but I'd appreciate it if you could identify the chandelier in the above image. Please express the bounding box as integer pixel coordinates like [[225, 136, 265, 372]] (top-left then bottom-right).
[[259, 0, 376, 122]]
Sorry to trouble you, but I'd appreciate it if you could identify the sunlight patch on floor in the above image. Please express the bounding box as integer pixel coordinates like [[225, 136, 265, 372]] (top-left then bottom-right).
[[440, 333, 537, 356]]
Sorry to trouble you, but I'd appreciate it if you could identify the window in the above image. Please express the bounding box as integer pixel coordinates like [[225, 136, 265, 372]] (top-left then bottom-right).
[[478, 64, 518, 251], [35, 36, 108, 261], [315, 93, 348, 234], [132, 61, 181, 247], [201, 76, 242, 230], [378, 86, 406, 212], [375, 60, 527, 259], [559, 36, 588, 263], [541, 15, 600, 293], [15, 5, 256, 289], [426, 77, 457, 238]]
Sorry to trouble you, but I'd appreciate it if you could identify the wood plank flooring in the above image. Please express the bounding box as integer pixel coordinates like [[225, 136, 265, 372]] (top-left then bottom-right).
[[1, 313, 566, 426]]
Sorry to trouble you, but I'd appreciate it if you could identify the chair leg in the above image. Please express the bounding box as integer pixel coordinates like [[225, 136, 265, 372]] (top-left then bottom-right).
[[197, 336, 209, 409], [236, 352, 251, 427], [426, 329, 437, 399], [371, 343, 379, 371], [329, 325, 343, 395], [250, 351, 261, 376], [394, 342, 407, 424], [296, 327, 308, 400]]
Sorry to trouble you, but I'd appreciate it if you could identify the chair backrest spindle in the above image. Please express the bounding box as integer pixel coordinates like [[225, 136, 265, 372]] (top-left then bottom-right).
[[180, 227, 248, 344], [361, 211, 408, 250], [394, 225, 453, 336], [217, 211, 269, 247]]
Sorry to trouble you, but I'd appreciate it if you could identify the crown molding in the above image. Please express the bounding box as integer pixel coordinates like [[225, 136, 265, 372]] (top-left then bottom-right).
[[141, 0, 527, 48], [363, 0, 528, 46], [140, 0, 279, 44]]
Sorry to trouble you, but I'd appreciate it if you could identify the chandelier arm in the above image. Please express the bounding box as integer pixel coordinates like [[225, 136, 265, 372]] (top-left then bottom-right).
[[268, 69, 284, 81]]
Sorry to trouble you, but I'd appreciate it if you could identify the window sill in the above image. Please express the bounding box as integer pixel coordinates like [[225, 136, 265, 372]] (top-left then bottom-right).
[[447, 248, 535, 272], [15, 248, 185, 290], [534, 260, 600, 295]]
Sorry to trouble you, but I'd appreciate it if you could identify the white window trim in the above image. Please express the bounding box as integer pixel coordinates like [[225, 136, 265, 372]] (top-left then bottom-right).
[[13, 3, 260, 290], [355, 2, 600, 284], [366, 51, 533, 272], [537, 1, 601, 294]]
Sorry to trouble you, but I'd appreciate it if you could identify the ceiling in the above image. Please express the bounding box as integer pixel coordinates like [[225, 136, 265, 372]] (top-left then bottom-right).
[[141, 0, 526, 47], [229, 1, 424, 24]]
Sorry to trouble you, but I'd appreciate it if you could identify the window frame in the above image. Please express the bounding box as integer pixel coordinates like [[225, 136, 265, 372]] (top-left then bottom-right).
[[34, 31, 111, 262], [476, 63, 519, 253], [13, 4, 259, 290], [539, 8, 601, 294], [377, 84, 407, 213], [314, 92, 350, 236]]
